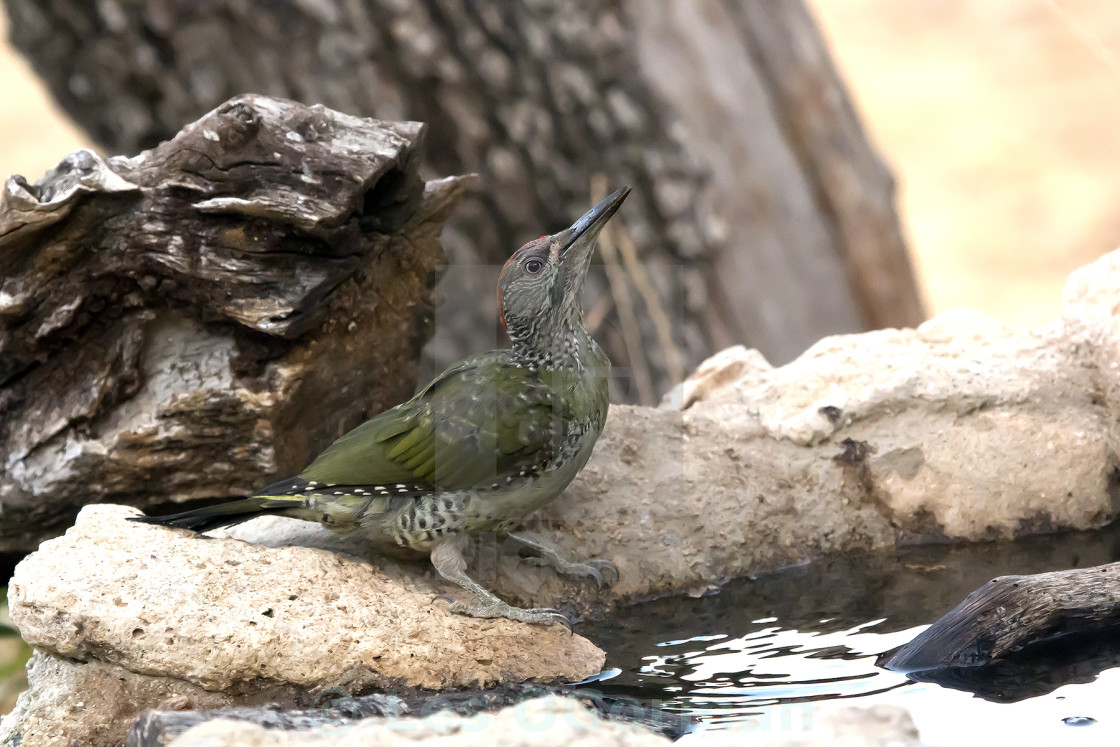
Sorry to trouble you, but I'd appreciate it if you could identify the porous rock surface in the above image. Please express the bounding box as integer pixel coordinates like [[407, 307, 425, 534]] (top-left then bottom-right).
[[9, 505, 601, 690], [0, 506, 602, 746], [166, 696, 669, 747], [675, 703, 923, 747], [159, 697, 922, 747], [0, 653, 247, 747], [512, 249, 1120, 608]]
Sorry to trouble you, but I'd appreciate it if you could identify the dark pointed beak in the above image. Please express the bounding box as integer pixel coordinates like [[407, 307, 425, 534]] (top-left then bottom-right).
[[555, 186, 631, 265]]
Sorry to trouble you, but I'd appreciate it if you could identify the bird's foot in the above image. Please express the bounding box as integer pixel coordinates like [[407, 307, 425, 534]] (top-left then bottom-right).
[[505, 533, 619, 588], [445, 597, 572, 631], [522, 555, 619, 589]]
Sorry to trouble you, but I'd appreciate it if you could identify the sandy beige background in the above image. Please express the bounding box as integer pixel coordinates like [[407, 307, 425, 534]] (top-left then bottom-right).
[[0, 12, 89, 183], [1, 2, 1118, 331], [812, 0, 1120, 328]]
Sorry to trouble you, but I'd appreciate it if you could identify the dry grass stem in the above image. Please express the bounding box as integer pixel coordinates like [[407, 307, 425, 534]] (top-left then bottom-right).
[[590, 175, 656, 405]]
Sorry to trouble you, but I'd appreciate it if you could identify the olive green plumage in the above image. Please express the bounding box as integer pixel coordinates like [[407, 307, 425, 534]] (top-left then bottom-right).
[[302, 350, 605, 494], [134, 187, 631, 627]]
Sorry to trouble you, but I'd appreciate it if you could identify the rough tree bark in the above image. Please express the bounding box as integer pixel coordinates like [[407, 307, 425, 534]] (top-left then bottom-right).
[[0, 94, 463, 552], [2, 0, 924, 403], [881, 561, 1120, 674]]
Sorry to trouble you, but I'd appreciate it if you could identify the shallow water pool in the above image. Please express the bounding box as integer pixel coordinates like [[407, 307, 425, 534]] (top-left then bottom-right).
[[577, 525, 1120, 744]]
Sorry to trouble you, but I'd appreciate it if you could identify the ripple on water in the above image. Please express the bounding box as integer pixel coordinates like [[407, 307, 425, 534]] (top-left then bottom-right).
[[577, 523, 1120, 742]]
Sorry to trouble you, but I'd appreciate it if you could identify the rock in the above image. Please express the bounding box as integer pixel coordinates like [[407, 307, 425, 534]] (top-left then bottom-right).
[[2, 656, 917, 747], [2, 505, 603, 745], [163, 696, 669, 747], [0, 653, 250, 747], [129, 684, 687, 746], [0, 94, 466, 552], [661, 344, 774, 411], [1063, 250, 1120, 468], [508, 251, 1120, 609], [131, 697, 919, 747], [813, 705, 922, 747], [677, 703, 922, 746]]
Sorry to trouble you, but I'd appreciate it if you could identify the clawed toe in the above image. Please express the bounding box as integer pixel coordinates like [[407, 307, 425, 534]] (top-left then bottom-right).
[[551, 558, 619, 589], [506, 536, 619, 589], [518, 555, 620, 588], [447, 599, 572, 630], [431, 538, 573, 631], [589, 559, 620, 587], [547, 611, 574, 634]]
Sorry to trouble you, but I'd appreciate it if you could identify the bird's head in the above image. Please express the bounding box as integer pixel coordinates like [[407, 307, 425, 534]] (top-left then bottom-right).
[[497, 186, 631, 358]]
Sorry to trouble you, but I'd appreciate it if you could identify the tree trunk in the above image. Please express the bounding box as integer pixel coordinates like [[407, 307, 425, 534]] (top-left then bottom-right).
[[0, 94, 462, 552], [3, 0, 924, 403]]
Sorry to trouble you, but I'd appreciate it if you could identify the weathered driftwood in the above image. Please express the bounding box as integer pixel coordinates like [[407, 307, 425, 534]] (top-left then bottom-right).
[[0, 94, 464, 552], [880, 561, 1120, 674], [127, 685, 688, 746], [902, 633, 1120, 703], [3, 0, 924, 401]]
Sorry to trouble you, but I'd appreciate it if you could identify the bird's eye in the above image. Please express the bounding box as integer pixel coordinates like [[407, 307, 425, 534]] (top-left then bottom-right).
[[524, 258, 544, 274]]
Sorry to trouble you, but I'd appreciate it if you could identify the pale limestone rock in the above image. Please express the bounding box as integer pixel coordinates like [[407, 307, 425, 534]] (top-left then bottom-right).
[[501, 251, 1120, 608], [7, 505, 603, 699], [166, 696, 670, 747], [678, 703, 922, 747], [661, 344, 773, 410], [0, 652, 249, 747], [1063, 249, 1120, 465]]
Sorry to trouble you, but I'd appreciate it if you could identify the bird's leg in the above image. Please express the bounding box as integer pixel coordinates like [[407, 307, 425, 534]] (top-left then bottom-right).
[[429, 536, 571, 629], [503, 532, 619, 588]]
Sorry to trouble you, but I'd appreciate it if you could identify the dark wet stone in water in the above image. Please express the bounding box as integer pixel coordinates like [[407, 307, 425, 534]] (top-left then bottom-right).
[[1063, 717, 1097, 727]]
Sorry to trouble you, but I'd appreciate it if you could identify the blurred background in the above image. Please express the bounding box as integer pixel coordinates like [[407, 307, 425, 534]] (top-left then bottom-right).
[[1, 0, 1119, 719], [3, 1, 1118, 337], [816, 0, 1120, 330]]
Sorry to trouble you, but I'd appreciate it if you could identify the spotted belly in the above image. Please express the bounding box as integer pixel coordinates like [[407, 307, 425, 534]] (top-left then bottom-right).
[[297, 422, 601, 553], [387, 491, 521, 552], [300, 483, 531, 553]]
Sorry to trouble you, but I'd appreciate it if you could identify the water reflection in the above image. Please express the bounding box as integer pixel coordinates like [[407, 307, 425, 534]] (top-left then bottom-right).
[[584, 612, 921, 728], [902, 630, 1120, 703], [578, 523, 1120, 740]]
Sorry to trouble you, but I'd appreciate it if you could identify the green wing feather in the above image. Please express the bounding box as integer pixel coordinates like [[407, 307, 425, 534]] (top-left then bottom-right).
[[300, 352, 569, 491]]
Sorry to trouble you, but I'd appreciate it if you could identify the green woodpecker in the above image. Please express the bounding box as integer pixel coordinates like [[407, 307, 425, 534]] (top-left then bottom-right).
[[133, 186, 631, 628]]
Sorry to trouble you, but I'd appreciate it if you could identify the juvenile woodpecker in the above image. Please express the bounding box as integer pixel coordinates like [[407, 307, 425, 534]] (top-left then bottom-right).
[[133, 187, 631, 627]]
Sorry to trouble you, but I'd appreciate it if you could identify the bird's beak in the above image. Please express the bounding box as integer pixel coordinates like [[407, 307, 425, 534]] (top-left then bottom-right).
[[554, 186, 632, 270]]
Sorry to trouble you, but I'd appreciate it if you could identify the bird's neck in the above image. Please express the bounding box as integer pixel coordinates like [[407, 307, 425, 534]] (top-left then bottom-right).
[[508, 316, 594, 371]]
